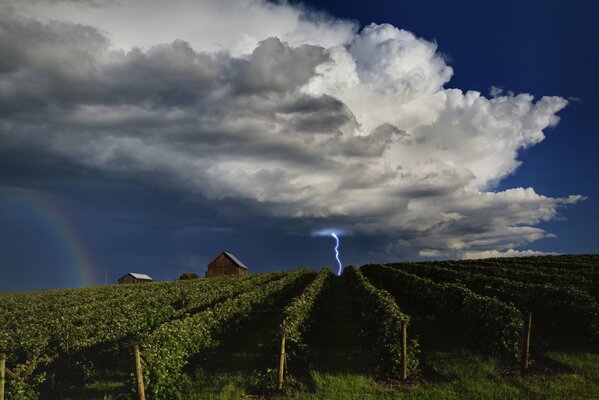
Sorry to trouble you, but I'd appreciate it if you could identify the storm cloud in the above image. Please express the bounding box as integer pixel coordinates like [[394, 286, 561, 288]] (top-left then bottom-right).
[[0, 0, 584, 260]]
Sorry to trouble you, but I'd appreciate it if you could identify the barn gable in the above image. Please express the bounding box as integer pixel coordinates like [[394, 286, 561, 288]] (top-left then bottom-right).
[[206, 251, 248, 277], [222, 252, 248, 270]]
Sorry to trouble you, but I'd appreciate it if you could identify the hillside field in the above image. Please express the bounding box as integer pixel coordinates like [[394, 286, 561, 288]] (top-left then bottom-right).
[[1, 255, 598, 399]]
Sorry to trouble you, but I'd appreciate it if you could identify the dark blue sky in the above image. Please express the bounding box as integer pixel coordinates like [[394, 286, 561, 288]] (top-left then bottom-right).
[[1, 0, 597, 291]]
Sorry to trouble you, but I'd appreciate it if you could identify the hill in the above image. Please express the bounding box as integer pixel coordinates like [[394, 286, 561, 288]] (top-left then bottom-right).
[[0, 254, 598, 399]]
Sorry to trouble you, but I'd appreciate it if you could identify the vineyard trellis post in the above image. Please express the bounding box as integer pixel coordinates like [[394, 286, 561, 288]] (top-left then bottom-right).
[[278, 333, 286, 390], [401, 320, 408, 381], [0, 356, 26, 396], [133, 344, 146, 400], [0, 353, 5, 400], [521, 312, 532, 373]]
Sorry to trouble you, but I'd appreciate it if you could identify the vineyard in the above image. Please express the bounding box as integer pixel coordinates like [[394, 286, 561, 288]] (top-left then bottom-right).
[[0, 255, 598, 399]]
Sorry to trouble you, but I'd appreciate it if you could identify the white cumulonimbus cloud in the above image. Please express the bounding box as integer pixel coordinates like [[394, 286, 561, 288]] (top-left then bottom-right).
[[0, 0, 585, 259]]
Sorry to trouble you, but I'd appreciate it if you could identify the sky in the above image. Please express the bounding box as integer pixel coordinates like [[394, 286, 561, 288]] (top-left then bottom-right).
[[0, 0, 597, 291]]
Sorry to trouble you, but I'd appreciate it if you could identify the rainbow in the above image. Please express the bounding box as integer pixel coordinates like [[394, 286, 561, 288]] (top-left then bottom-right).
[[1, 188, 98, 288]]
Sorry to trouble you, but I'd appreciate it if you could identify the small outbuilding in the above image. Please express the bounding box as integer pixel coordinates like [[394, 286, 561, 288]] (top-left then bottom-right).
[[206, 251, 248, 277], [117, 272, 153, 284]]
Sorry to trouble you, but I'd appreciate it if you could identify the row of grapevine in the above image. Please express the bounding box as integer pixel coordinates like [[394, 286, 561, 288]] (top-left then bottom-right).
[[0, 282, 152, 380], [140, 269, 316, 399], [0, 283, 136, 315], [390, 262, 599, 345], [422, 260, 598, 296], [281, 268, 332, 366], [344, 267, 419, 378], [459, 256, 599, 277], [1, 273, 282, 348], [462, 255, 599, 272], [1, 272, 286, 398], [61, 273, 286, 351], [361, 264, 523, 359]]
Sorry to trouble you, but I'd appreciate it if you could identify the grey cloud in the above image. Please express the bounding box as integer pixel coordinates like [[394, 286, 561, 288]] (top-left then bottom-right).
[[0, 14, 108, 74], [275, 94, 355, 135], [339, 123, 408, 157], [231, 37, 328, 93], [107, 41, 225, 106], [0, 3, 584, 261], [371, 123, 409, 141], [0, 16, 109, 115]]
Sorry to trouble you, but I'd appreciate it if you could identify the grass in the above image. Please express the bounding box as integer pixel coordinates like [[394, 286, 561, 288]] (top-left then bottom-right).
[[60, 369, 131, 400], [180, 350, 599, 400]]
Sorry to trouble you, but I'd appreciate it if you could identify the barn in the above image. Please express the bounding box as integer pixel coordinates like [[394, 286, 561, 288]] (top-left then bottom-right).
[[117, 272, 153, 284], [206, 251, 248, 277]]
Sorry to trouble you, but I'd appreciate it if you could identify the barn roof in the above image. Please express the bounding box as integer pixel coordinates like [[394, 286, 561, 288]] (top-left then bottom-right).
[[222, 252, 248, 269], [122, 272, 153, 280]]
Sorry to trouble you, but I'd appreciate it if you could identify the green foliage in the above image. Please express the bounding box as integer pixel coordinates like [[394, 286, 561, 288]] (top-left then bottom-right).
[[248, 367, 279, 393], [466, 256, 598, 298], [427, 259, 597, 294], [180, 273, 200, 280], [361, 264, 523, 359], [0, 272, 286, 398], [140, 269, 315, 399], [444, 255, 599, 295], [484, 254, 599, 272], [281, 268, 332, 363], [344, 267, 420, 378], [390, 261, 599, 345]]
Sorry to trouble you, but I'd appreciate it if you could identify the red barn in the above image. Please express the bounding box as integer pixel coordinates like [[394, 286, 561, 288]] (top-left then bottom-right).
[[206, 251, 248, 277]]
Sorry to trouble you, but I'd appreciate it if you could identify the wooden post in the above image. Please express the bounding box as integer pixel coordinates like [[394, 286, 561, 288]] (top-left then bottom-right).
[[278, 333, 286, 390], [0, 353, 5, 400], [133, 344, 146, 400], [401, 320, 408, 381], [521, 312, 532, 372]]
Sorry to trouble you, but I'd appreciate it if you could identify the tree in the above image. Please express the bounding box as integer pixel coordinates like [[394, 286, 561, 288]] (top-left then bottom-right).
[[179, 272, 200, 280]]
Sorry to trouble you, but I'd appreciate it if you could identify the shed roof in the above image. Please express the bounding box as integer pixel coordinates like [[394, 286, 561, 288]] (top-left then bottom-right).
[[222, 251, 248, 269], [121, 272, 153, 280]]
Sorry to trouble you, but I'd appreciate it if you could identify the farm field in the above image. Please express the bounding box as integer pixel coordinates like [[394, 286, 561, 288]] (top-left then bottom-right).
[[0, 255, 598, 399]]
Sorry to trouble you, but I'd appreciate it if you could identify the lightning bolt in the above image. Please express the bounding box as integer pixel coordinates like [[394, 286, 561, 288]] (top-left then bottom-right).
[[331, 233, 343, 276]]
